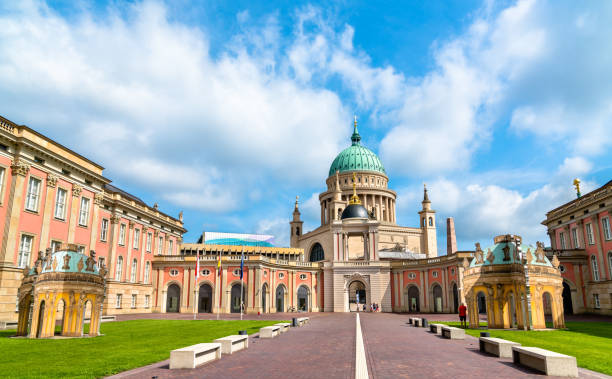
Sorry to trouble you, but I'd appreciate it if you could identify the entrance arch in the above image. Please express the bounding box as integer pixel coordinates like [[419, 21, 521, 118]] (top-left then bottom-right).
[[407, 286, 420, 312], [262, 283, 269, 313], [198, 284, 213, 313], [432, 284, 443, 313], [166, 284, 181, 313], [35, 300, 45, 338], [55, 299, 66, 335], [562, 281, 573, 315], [276, 284, 286, 312], [297, 286, 309, 311], [348, 280, 366, 311], [82, 300, 93, 335], [477, 291, 487, 314], [231, 283, 246, 313]]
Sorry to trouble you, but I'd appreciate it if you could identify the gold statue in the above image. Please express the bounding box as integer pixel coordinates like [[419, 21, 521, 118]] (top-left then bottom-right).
[[349, 172, 361, 205], [573, 178, 581, 198]]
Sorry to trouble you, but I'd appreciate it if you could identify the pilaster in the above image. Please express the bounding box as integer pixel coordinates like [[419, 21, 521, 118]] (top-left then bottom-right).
[[67, 184, 82, 243], [1, 159, 30, 264]]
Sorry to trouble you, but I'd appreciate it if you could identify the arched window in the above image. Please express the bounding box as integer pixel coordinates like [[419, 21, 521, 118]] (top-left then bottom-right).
[[591, 255, 600, 281], [428, 217, 433, 226], [295, 227, 300, 236], [310, 243, 324, 262], [116, 256, 123, 281], [131, 258, 137, 282]]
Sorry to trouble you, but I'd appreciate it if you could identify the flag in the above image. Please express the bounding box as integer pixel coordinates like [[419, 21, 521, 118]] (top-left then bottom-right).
[[217, 250, 222, 276], [195, 250, 200, 280], [240, 251, 244, 280]]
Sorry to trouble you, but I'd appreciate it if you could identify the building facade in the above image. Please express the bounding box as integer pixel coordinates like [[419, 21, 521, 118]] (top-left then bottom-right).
[[0, 115, 185, 324], [543, 180, 612, 315]]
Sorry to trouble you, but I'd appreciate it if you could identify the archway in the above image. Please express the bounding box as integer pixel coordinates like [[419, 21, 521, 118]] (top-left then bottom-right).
[[310, 243, 325, 262], [262, 283, 268, 313], [55, 299, 66, 335], [348, 281, 366, 312], [231, 283, 246, 313], [166, 284, 181, 313], [452, 283, 459, 313], [83, 300, 93, 335], [562, 282, 573, 315], [543, 291, 553, 323], [507, 292, 517, 328], [198, 284, 213, 313], [408, 286, 420, 312], [276, 284, 286, 312], [297, 286, 309, 311], [432, 284, 443, 313], [35, 300, 45, 338], [477, 291, 487, 314]]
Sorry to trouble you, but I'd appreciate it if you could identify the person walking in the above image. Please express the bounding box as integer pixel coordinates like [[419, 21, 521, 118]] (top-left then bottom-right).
[[458, 302, 467, 328]]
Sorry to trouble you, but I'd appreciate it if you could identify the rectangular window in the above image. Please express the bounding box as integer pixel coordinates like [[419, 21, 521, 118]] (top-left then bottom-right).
[[116, 257, 123, 281], [133, 229, 140, 249], [98, 257, 105, 269], [0, 167, 5, 203], [54, 188, 67, 219], [119, 224, 126, 245], [168, 239, 173, 255], [144, 261, 150, 283], [17, 235, 33, 268], [131, 259, 137, 282], [571, 228, 579, 248], [144, 295, 150, 308], [78, 197, 90, 226], [77, 245, 85, 254], [131, 294, 137, 308], [25, 177, 41, 211], [158, 236, 163, 255], [594, 294, 600, 309], [559, 232, 566, 249], [586, 223, 594, 245], [602, 217, 611, 241], [50, 240, 62, 253], [116, 294, 122, 309], [100, 219, 109, 241], [146, 232, 152, 252]]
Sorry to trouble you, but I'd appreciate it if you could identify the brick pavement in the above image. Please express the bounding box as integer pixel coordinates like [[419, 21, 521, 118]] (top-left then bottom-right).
[[359, 313, 608, 379]]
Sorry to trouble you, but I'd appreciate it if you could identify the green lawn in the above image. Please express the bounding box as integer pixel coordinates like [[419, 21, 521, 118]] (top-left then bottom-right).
[[0, 319, 282, 378], [434, 321, 612, 375]]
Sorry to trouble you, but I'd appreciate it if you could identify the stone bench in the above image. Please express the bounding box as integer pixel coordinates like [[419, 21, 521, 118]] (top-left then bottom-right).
[[169, 343, 221, 369], [512, 346, 578, 377], [429, 323, 445, 335], [441, 326, 465, 340], [275, 323, 291, 333], [479, 337, 521, 358], [214, 335, 248, 355], [296, 317, 309, 326], [413, 318, 421, 327], [260, 325, 280, 339]]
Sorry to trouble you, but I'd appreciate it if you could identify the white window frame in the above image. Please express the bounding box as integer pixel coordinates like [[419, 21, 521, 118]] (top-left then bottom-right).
[[119, 223, 126, 246], [133, 229, 140, 249], [98, 257, 105, 269], [608, 252, 612, 279], [158, 236, 164, 254], [602, 217, 611, 241], [116, 294, 122, 309], [50, 240, 62, 253], [25, 176, 41, 212], [571, 227, 579, 248], [77, 245, 85, 254], [559, 232, 566, 249], [54, 188, 67, 220], [146, 232, 152, 252], [100, 218, 109, 242], [0, 167, 5, 204], [144, 295, 150, 308], [586, 223, 594, 245], [168, 239, 173, 255], [144, 261, 150, 283], [78, 197, 90, 226], [17, 234, 33, 268], [116, 256, 123, 281], [594, 294, 600, 309], [591, 255, 600, 281], [131, 294, 137, 308], [131, 258, 137, 282]]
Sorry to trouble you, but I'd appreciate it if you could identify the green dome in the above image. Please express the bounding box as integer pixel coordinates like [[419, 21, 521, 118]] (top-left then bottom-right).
[[328, 121, 386, 177]]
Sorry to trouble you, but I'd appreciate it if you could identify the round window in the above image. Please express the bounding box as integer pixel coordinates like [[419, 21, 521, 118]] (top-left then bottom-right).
[[559, 265, 566, 273], [169, 269, 179, 277], [408, 273, 416, 279], [278, 272, 285, 279], [201, 269, 210, 276], [299, 274, 307, 280], [233, 269, 241, 276]]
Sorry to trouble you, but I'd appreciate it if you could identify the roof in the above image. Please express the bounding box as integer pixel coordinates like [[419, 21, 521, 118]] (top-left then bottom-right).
[[328, 121, 385, 177], [341, 203, 369, 219]]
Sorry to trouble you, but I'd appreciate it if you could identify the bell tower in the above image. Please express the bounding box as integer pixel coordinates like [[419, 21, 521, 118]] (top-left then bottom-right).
[[419, 184, 437, 257], [290, 196, 303, 248]]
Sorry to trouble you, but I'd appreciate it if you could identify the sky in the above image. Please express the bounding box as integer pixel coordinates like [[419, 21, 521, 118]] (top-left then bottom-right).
[[0, 0, 611, 252]]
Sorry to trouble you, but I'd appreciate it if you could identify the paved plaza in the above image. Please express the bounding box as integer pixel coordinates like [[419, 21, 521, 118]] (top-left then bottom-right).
[[110, 313, 610, 379]]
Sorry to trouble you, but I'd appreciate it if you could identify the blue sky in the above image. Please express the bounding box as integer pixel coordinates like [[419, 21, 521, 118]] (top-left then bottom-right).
[[1, 0, 611, 252]]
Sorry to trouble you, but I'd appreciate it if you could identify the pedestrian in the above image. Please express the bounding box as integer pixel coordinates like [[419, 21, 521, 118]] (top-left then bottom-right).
[[459, 302, 467, 328], [363, 303, 366, 312]]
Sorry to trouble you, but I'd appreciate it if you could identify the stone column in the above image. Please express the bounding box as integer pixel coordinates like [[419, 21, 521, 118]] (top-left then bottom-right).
[[419, 270, 425, 311], [424, 269, 430, 312], [254, 267, 261, 313], [399, 272, 404, 311], [38, 174, 58, 257], [441, 268, 448, 312], [108, 214, 120, 280], [0, 159, 30, 265], [270, 268, 276, 313], [547, 229, 557, 250], [67, 184, 83, 243]]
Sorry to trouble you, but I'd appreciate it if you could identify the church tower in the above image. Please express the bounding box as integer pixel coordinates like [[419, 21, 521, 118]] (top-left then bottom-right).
[[419, 184, 437, 257], [290, 196, 303, 248]]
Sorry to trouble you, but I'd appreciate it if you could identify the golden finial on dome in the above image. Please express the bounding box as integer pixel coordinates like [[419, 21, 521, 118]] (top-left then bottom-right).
[[349, 172, 362, 205], [573, 178, 581, 198]]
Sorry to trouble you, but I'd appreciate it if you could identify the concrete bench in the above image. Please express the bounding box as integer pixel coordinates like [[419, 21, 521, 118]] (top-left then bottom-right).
[[441, 326, 465, 340], [296, 317, 309, 326], [512, 346, 577, 377], [275, 323, 291, 333], [260, 326, 280, 339], [429, 323, 445, 335], [413, 318, 421, 327], [479, 337, 520, 358], [214, 335, 248, 355], [169, 343, 221, 369]]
